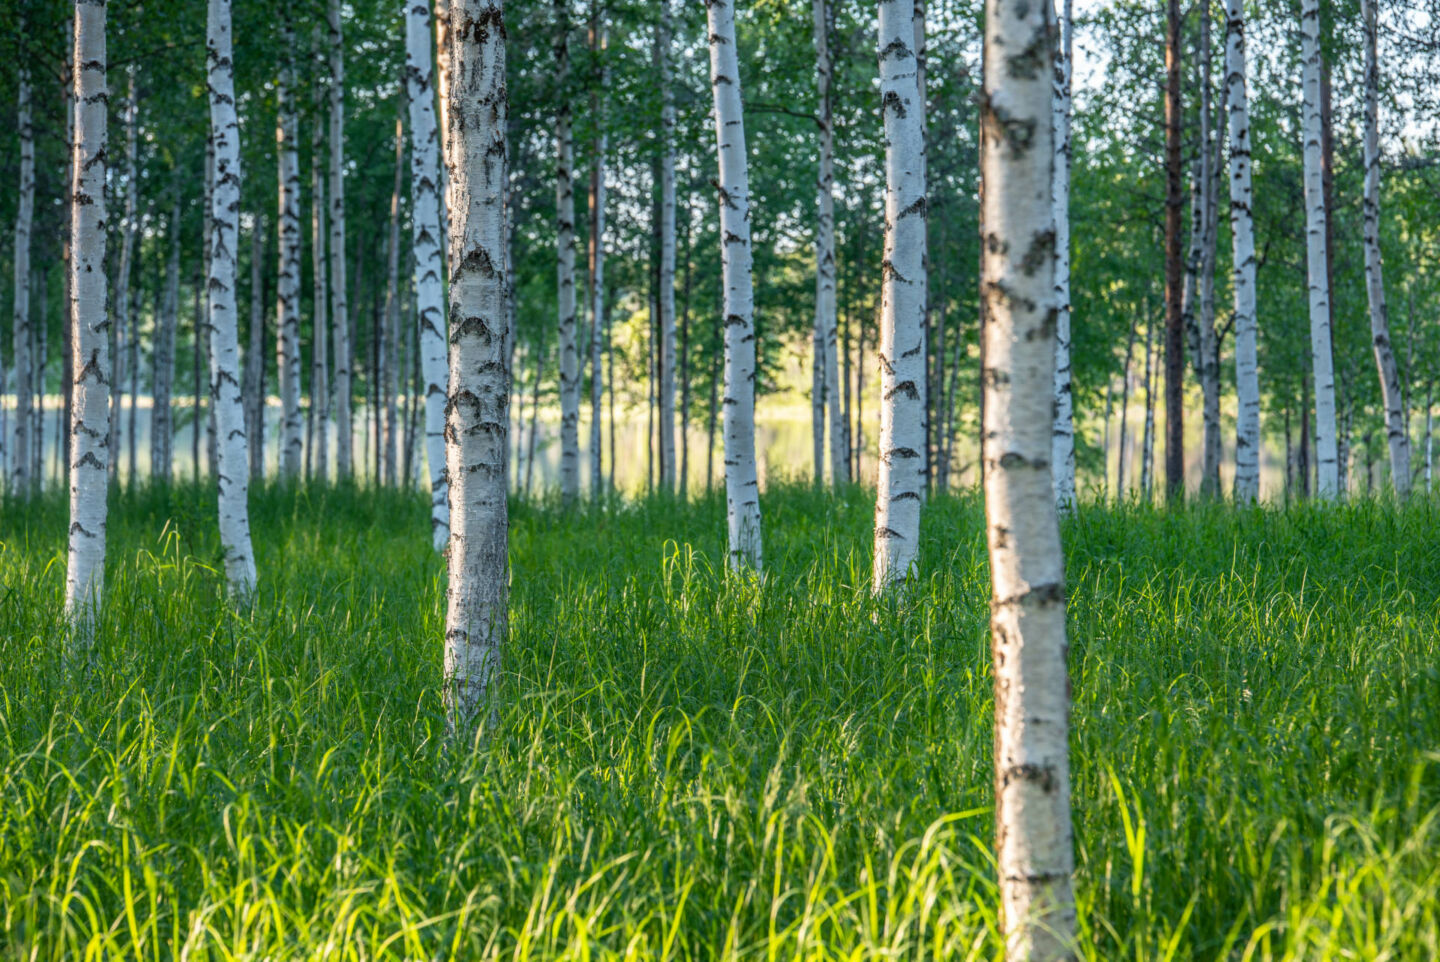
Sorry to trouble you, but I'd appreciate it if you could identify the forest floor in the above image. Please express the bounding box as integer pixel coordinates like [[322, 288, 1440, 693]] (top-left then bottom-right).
[[1, 482, 1438, 960]]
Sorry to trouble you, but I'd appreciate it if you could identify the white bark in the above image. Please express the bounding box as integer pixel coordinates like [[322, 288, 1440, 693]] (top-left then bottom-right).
[[588, 13, 608, 498], [444, 0, 510, 734], [203, 136, 218, 480], [815, 0, 845, 487], [873, 0, 928, 590], [311, 114, 330, 482], [1361, 0, 1409, 498], [111, 68, 137, 487], [981, 0, 1076, 954], [384, 114, 403, 487], [276, 26, 304, 479], [1050, 0, 1074, 510], [153, 200, 180, 482], [66, 0, 110, 630], [554, 0, 580, 503], [404, 0, 450, 550], [707, 0, 763, 572], [1197, 3, 1221, 495], [658, 0, 677, 493], [1301, 0, 1339, 499], [245, 218, 265, 480], [10, 61, 34, 493], [206, 0, 257, 597], [1227, 0, 1260, 503], [328, 0, 353, 478]]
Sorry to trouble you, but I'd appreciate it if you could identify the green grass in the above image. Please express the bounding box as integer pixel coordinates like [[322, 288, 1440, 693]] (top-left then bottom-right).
[[1, 481, 1438, 960]]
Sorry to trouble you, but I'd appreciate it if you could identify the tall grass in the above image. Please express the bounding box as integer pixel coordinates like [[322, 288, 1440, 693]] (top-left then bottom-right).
[[1, 482, 1437, 959]]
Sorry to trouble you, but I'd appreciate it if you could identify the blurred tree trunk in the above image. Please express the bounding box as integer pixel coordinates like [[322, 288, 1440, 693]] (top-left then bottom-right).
[[554, 0, 580, 504], [277, 22, 304, 479], [588, 5, 607, 499], [245, 219, 267, 480], [1163, 0, 1184, 499], [658, 0, 677, 493], [328, 0, 353, 478], [311, 107, 330, 483], [11, 55, 34, 494], [1302, 0, 1339, 497], [1227, 0, 1260, 502], [384, 113, 403, 487], [153, 200, 180, 485]]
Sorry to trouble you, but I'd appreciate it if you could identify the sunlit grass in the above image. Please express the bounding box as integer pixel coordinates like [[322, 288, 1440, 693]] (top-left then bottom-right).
[[1, 482, 1437, 959]]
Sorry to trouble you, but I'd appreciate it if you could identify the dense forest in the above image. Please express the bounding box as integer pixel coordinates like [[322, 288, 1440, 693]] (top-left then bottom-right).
[[2, 0, 1439, 958]]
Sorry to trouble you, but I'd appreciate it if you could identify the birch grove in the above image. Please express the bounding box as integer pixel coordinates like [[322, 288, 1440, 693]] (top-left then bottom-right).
[[10, 58, 33, 494], [66, 0, 111, 634], [1227, 0, 1260, 503], [444, 0, 511, 734], [707, 0, 763, 572], [404, 0, 451, 550], [1301, 0, 1340, 499], [1051, 0, 1075, 510], [981, 0, 1076, 953], [205, 0, 257, 597], [1361, 0, 1409, 498], [873, 0, 928, 591]]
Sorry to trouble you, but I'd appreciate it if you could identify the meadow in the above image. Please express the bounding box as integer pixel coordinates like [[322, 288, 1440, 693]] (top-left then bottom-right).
[[1, 482, 1437, 960]]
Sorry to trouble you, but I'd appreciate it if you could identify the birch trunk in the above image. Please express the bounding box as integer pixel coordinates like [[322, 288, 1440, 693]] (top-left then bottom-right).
[[1301, 0, 1339, 498], [815, 0, 845, 486], [443, 0, 510, 734], [1197, 2, 1221, 495], [707, 0, 763, 572], [110, 68, 137, 487], [404, 0, 451, 548], [1141, 320, 1156, 497], [554, 0, 580, 503], [327, 0, 353, 478], [658, 0, 677, 493], [245, 218, 266, 479], [1425, 385, 1432, 492], [1163, 0, 1183, 499], [1050, 0, 1074, 509], [311, 114, 330, 482], [1227, 0, 1260, 502], [384, 114, 403, 487], [276, 27, 303, 479], [873, 0, 928, 591], [206, 0, 257, 596], [588, 10, 608, 499], [153, 199, 180, 483], [1361, 0, 1409, 497], [66, 0, 110, 632], [981, 1, 1076, 953], [10, 61, 34, 494]]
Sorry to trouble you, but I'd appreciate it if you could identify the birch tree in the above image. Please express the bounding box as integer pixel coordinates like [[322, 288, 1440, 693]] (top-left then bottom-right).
[[328, 0, 353, 478], [1227, 0, 1260, 502], [444, 0, 510, 734], [554, 0, 581, 503], [707, 0, 763, 572], [588, 9, 608, 498], [10, 57, 33, 494], [245, 219, 265, 479], [873, 0, 928, 590], [153, 199, 179, 483], [1361, 0, 1409, 497], [277, 24, 303, 479], [384, 114, 403, 487], [404, 0, 451, 549], [814, 0, 845, 486], [66, 0, 111, 634], [658, 0, 678, 493], [1301, 0, 1339, 498], [112, 68, 138, 489], [206, 0, 257, 596], [1051, 0, 1074, 509], [311, 113, 330, 482], [1196, 1, 1221, 495], [981, 0, 1076, 953]]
